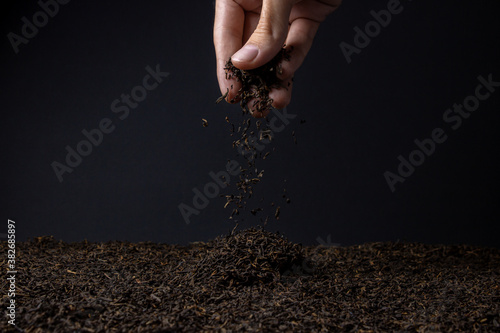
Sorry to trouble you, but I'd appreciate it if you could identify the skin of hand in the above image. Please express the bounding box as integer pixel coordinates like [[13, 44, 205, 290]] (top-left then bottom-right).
[[214, 0, 342, 117]]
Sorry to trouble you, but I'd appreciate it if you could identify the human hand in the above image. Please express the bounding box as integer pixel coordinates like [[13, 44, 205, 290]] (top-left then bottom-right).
[[214, 0, 341, 116]]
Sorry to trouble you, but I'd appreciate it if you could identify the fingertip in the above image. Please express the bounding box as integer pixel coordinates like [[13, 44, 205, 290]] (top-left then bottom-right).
[[218, 76, 242, 104], [231, 44, 260, 69], [269, 87, 292, 110], [242, 98, 270, 118], [227, 83, 242, 104]]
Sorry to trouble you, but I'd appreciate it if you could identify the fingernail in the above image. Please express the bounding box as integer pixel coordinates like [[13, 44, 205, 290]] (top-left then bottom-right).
[[232, 44, 259, 63]]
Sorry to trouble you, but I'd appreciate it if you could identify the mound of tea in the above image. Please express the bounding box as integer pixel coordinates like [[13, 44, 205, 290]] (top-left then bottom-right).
[[184, 227, 304, 287]]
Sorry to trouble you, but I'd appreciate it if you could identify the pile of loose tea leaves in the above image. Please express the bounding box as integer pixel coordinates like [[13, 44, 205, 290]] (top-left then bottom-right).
[[2, 231, 500, 332], [179, 226, 304, 287], [216, 47, 293, 224]]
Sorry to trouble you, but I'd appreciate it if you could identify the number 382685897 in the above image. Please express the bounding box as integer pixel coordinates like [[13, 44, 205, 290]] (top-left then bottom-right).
[[7, 220, 16, 267]]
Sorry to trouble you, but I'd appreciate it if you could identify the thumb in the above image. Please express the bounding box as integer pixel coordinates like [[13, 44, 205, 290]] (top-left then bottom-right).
[[231, 0, 295, 70]]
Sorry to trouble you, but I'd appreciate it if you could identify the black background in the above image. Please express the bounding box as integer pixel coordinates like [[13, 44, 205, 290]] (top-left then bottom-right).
[[2, 0, 499, 247]]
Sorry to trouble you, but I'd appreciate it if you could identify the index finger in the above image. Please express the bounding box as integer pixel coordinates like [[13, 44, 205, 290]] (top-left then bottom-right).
[[214, 0, 245, 103]]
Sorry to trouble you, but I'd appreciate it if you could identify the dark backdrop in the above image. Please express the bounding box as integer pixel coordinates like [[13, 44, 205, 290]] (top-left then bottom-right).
[[2, 0, 499, 247]]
